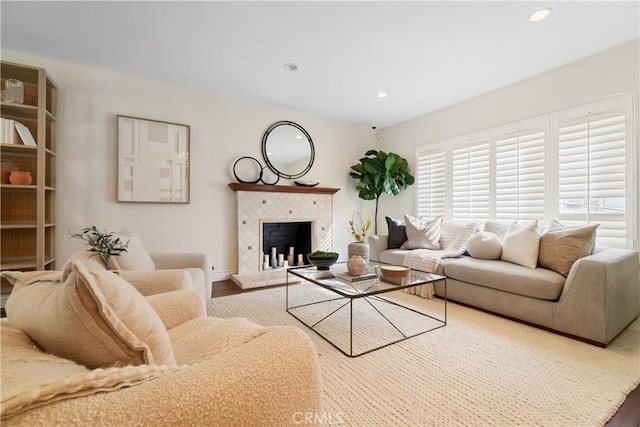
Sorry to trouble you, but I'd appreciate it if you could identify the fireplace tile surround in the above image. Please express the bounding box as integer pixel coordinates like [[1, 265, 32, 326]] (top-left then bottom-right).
[[229, 183, 339, 289]]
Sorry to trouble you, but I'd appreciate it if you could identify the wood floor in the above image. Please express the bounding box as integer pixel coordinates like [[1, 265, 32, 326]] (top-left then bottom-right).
[[211, 279, 640, 427]]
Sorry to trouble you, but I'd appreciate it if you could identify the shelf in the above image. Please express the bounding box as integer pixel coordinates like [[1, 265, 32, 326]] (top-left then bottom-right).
[[0, 102, 38, 120], [1, 184, 36, 190], [0, 257, 38, 270], [229, 183, 340, 195], [0, 256, 55, 271], [1, 61, 57, 271], [1, 222, 37, 229], [0, 143, 37, 154]]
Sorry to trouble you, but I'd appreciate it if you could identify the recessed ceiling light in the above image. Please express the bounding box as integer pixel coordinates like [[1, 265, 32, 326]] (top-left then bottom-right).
[[529, 8, 552, 23], [283, 63, 298, 71], [376, 92, 387, 99]]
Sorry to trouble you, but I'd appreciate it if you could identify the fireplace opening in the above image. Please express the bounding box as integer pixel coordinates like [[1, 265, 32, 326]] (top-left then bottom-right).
[[262, 221, 312, 266]]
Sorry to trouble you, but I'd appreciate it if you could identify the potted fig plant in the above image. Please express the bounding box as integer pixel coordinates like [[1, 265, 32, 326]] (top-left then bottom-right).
[[349, 149, 415, 234]]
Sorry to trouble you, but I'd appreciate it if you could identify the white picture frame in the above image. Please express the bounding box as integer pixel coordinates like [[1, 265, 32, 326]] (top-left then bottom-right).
[[117, 115, 190, 203]]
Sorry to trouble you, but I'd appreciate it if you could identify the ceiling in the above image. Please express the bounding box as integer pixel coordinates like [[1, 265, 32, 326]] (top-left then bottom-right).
[[1, 1, 638, 128]]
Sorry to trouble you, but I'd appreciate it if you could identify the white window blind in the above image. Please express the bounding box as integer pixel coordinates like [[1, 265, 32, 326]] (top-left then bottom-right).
[[413, 94, 636, 250], [495, 126, 546, 222], [415, 148, 446, 220], [557, 106, 628, 248], [452, 139, 490, 222]]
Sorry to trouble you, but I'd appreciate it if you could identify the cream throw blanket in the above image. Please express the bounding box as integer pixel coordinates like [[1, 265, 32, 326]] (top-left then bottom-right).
[[403, 223, 478, 299]]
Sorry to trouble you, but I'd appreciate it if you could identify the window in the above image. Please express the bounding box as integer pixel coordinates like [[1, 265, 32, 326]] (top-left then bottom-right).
[[415, 147, 446, 219], [415, 94, 637, 249], [452, 137, 490, 222], [495, 124, 546, 223], [555, 99, 632, 248]]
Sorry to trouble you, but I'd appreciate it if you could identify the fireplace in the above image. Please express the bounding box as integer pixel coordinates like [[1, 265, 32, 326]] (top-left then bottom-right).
[[261, 221, 312, 268], [229, 183, 339, 289]]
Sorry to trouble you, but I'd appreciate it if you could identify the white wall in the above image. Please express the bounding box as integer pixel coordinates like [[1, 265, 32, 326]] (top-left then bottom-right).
[[378, 40, 640, 238], [1, 51, 376, 280]]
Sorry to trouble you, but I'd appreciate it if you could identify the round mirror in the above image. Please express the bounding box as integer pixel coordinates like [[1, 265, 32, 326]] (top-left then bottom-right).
[[262, 121, 315, 179]]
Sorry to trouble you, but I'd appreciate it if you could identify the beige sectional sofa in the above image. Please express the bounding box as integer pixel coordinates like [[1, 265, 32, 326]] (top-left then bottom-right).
[[369, 225, 640, 347]]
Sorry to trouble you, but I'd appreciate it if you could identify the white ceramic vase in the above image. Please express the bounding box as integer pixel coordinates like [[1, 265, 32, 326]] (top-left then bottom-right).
[[347, 255, 367, 276]]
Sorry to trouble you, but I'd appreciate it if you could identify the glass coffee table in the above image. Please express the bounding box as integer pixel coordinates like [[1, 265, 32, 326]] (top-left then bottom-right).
[[286, 261, 447, 357]]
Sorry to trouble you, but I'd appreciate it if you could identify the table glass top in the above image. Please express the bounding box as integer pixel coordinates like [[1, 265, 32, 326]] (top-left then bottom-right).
[[287, 261, 445, 297]]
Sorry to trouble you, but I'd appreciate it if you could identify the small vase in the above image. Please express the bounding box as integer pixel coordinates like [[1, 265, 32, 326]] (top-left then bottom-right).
[[9, 170, 32, 185], [347, 255, 367, 276], [1, 161, 17, 184], [348, 241, 370, 264]]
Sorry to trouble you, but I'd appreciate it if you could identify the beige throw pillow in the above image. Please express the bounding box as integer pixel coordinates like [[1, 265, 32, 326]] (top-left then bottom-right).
[[400, 215, 442, 250], [500, 220, 541, 269], [111, 228, 156, 271], [538, 223, 599, 276], [467, 231, 502, 260], [3, 261, 176, 369]]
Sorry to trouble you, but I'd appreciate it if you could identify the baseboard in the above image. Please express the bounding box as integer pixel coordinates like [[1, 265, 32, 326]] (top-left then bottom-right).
[[212, 270, 233, 282]]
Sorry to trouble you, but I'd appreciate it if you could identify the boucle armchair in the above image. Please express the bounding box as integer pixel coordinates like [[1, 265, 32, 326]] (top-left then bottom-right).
[[1, 263, 322, 425], [63, 227, 213, 306]]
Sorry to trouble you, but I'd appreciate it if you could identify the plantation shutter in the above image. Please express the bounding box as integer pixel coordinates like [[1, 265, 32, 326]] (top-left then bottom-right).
[[557, 104, 628, 248], [451, 139, 490, 222], [415, 148, 446, 220], [495, 126, 546, 222]]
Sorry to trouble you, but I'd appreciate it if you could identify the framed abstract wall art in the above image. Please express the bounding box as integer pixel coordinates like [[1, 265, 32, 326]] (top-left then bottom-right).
[[117, 115, 190, 203]]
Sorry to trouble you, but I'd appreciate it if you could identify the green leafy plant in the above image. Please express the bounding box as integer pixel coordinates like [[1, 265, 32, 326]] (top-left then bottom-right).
[[349, 150, 415, 233], [308, 251, 339, 259], [69, 226, 129, 266]]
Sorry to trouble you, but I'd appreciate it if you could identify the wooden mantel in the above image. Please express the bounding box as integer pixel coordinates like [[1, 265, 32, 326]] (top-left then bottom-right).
[[228, 183, 340, 195]]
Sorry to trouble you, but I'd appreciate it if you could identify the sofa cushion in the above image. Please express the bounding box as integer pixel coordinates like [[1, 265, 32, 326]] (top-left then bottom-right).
[[111, 228, 156, 271], [467, 231, 502, 260], [401, 215, 442, 250], [3, 262, 176, 369], [538, 223, 599, 276], [500, 220, 541, 269], [385, 216, 407, 249], [483, 221, 508, 240], [443, 257, 565, 301]]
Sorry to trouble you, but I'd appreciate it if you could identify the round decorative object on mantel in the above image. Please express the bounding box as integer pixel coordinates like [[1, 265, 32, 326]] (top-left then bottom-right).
[[9, 170, 32, 185], [348, 242, 370, 264], [347, 255, 367, 276], [233, 156, 263, 184]]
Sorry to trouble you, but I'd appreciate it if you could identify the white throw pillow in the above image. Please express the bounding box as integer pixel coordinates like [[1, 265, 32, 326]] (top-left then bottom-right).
[[467, 231, 502, 260], [500, 220, 541, 269], [111, 228, 156, 271], [400, 215, 442, 250]]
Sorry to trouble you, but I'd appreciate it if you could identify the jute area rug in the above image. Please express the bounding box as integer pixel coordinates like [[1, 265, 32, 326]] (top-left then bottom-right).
[[207, 286, 639, 426]]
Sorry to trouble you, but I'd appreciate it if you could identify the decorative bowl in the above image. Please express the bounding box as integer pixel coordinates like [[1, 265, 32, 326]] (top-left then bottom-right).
[[380, 265, 410, 278], [307, 251, 339, 270]]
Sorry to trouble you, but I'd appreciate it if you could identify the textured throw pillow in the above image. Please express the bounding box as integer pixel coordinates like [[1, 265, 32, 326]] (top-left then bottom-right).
[[3, 261, 175, 369], [386, 216, 407, 249], [500, 220, 541, 269], [466, 231, 502, 260], [400, 215, 442, 250], [538, 223, 599, 276], [483, 221, 509, 241], [111, 228, 156, 271], [60, 249, 114, 281]]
